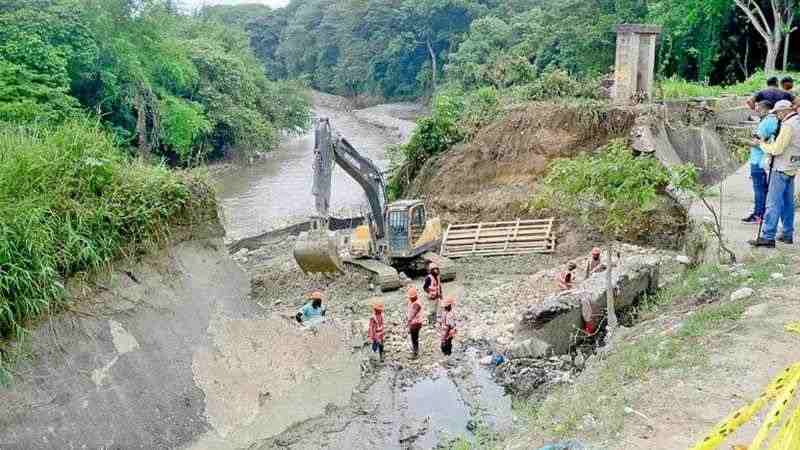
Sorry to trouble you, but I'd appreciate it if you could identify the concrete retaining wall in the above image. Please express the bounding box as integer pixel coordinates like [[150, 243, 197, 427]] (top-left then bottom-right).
[[515, 255, 660, 356]]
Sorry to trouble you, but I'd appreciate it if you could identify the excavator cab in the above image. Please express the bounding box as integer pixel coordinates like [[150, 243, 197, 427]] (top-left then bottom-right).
[[292, 118, 450, 289], [385, 200, 440, 259]]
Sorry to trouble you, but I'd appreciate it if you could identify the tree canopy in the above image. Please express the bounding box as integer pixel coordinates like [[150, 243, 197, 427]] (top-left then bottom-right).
[[0, 0, 311, 164], [229, 0, 798, 99]]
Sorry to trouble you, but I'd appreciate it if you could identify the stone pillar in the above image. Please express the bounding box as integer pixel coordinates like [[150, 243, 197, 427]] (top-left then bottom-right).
[[614, 24, 662, 104]]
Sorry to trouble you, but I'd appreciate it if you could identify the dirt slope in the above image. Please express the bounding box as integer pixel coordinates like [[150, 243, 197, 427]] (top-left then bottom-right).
[[407, 102, 636, 223], [0, 228, 359, 449]]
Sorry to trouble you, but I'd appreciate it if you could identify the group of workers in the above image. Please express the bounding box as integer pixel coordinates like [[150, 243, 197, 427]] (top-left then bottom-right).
[[744, 76, 800, 248], [557, 247, 606, 290], [557, 247, 608, 334], [295, 263, 457, 362]]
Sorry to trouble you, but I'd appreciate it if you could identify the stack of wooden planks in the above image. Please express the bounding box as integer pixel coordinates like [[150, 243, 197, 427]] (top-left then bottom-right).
[[440, 218, 556, 258]]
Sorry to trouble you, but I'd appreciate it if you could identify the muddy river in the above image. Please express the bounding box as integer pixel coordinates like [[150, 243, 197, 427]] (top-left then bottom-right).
[[213, 93, 515, 449], [215, 93, 417, 242]]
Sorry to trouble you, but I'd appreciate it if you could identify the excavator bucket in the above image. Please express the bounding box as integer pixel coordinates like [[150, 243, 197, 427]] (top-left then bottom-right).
[[293, 228, 343, 274]]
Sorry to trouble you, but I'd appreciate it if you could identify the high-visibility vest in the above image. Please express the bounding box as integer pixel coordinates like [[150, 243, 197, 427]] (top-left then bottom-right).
[[426, 274, 442, 299]]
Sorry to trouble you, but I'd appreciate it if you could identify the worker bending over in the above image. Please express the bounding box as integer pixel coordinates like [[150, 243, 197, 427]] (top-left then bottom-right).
[[296, 290, 327, 324], [558, 262, 577, 290], [585, 248, 607, 278]]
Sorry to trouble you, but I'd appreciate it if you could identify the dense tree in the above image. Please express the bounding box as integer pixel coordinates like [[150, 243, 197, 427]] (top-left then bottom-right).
[[732, 0, 798, 73], [0, 0, 310, 164]]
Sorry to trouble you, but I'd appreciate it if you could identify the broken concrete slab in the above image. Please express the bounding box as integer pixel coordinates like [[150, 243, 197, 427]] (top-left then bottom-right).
[[519, 255, 661, 355]]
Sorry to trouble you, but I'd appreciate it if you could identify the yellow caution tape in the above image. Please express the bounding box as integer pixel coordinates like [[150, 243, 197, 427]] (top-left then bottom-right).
[[785, 322, 800, 335], [766, 402, 800, 450], [690, 321, 800, 450], [750, 368, 800, 450], [689, 363, 800, 450]]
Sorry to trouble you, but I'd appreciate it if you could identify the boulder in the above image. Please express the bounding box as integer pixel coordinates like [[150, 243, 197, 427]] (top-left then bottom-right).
[[520, 255, 661, 355], [731, 287, 754, 301], [509, 338, 552, 359]]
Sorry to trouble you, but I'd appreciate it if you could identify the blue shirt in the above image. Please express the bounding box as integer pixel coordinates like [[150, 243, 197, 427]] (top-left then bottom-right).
[[300, 302, 324, 320], [751, 114, 780, 166]]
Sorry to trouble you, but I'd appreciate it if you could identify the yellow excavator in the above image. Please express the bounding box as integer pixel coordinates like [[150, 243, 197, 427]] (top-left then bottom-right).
[[293, 118, 455, 291]]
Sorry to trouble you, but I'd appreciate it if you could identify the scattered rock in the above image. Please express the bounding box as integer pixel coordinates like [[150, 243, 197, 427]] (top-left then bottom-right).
[[744, 303, 769, 318], [509, 338, 552, 359], [675, 255, 691, 265], [771, 272, 784, 280], [573, 351, 586, 369], [730, 287, 754, 302]]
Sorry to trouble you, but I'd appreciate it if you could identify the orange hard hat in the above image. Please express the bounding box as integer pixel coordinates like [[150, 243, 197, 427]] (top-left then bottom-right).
[[440, 296, 455, 307], [407, 286, 418, 299], [591, 247, 601, 256], [371, 299, 385, 311], [429, 262, 439, 270], [309, 290, 323, 300]]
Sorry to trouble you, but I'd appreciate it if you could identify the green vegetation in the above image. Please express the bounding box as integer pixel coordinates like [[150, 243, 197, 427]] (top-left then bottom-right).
[[530, 333, 700, 440], [0, 0, 314, 375], [447, 423, 499, 450], [0, 120, 215, 341], [223, 0, 799, 100], [0, 0, 310, 165], [534, 140, 698, 241], [524, 256, 789, 441], [660, 71, 800, 99]]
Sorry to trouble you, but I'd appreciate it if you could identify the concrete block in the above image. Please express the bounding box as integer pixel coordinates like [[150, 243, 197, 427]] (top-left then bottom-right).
[[520, 255, 661, 354]]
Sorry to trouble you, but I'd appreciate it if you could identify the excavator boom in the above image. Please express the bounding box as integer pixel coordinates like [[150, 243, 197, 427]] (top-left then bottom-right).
[[294, 118, 387, 275]]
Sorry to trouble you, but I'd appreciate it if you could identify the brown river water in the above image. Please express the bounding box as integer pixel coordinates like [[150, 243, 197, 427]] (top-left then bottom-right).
[[215, 94, 419, 242]]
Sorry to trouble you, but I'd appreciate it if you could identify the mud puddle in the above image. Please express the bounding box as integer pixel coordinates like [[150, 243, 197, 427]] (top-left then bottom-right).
[[255, 350, 512, 450]]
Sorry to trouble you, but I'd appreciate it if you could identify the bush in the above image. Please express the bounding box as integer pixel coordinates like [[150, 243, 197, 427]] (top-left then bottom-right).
[[535, 139, 698, 242], [659, 70, 800, 100], [0, 120, 215, 339]]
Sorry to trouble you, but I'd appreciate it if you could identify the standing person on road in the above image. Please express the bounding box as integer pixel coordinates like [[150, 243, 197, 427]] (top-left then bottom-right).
[[743, 100, 780, 224], [423, 263, 443, 327], [368, 299, 385, 362], [439, 296, 457, 356], [406, 287, 424, 359], [750, 100, 800, 247]]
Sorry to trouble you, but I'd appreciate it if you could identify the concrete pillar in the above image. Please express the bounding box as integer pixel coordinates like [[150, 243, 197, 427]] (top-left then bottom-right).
[[614, 24, 662, 104]]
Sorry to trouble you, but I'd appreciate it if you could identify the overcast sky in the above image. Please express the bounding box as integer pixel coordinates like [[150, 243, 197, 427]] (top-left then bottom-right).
[[180, 0, 289, 11]]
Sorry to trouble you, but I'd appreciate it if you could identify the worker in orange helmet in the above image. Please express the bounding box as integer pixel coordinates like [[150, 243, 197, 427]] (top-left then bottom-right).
[[368, 299, 385, 362], [296, 290, 327, 324], [439, 296, 457, 356], [423, 262, 443, 327], [406, 287, 424, 358], [585, 247, 607, 278], [557, 262, 577, 290]]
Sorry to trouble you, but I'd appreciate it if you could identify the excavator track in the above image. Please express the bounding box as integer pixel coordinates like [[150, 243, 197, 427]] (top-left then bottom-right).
[[422, 252, 456, 282], [343, 258, 403, 292]]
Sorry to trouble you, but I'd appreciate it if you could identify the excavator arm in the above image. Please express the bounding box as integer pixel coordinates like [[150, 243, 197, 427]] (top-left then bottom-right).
[[312, 118, 387, 238]]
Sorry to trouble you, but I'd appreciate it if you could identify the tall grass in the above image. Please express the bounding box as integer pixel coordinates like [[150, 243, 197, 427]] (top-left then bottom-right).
[[659, 71, 800, 100], [0, 120, 215, 341]]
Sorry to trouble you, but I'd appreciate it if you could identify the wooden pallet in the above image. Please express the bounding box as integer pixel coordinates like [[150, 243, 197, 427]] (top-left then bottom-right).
[[440, 218, 556, 258]]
